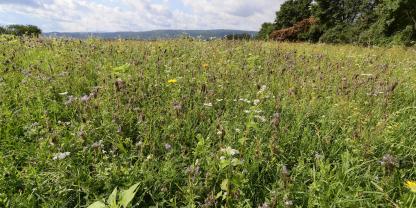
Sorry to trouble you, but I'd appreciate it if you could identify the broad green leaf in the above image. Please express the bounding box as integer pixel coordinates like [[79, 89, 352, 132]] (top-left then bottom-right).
[[112, 64, 130, 76], [87, 201, 107, 208], [120, 183, 140, 208], [220, 179, 229, 192], [215, 191, 223, 199], [107, 187, 118, 208], [231, 158, 242, 166]]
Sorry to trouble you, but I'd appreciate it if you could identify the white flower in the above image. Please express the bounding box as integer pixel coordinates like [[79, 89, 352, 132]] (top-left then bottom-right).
[[135, 141, 143, 147], [91, 140, 103, 149], [257, 85, 267, 94], [164, 143, 172, 150], [239, 98, 251, 104], [216, 99, 224, 102], [65, 96, 76, 105], [146, 154, 153, 160], [53, 152, 70, 160], [284, 200, 293, 206], [235, 128, 241, 133], [204, 103, 213, 107], [254, 115, 267, 123], [217, 130, 223, 135], [244, 110, 251, 114], [260, 85, 267, 91], [253, 99, 261, 105], [59, 92, 68, 96], [253, 110, 263, 114], [221, 146, 240, 156]]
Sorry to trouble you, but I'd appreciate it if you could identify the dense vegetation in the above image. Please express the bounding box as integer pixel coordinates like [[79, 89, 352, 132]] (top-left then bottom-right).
[[0, 25, 42, 37], [258, 0, 416, 45], [1, 36, 416, 207]]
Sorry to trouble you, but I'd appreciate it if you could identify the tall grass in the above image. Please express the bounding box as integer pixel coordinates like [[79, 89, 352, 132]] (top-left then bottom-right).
[[1, 36, 416, 207]]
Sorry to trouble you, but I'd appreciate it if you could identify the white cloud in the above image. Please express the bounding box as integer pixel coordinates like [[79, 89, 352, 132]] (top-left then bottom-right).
[[0, 0, 283, 32]]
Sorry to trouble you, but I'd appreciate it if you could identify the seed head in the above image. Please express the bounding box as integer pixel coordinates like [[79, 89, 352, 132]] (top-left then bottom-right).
[[271, 112, 281, 128], [115, 78, 125, 92]]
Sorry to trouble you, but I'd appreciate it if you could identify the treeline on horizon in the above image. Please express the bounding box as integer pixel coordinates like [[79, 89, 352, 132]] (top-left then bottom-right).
[[0, 25, 42, 37], [258, 0, 416, 46]]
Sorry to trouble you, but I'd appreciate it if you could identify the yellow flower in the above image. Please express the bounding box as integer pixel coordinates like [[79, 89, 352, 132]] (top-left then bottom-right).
[[405, 181, 416, 192], [202, 64, 209, 69], [167, 79, 177, 84]]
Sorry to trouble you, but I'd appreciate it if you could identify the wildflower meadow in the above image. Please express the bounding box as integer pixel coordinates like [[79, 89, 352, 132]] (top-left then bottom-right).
[[1, 36, 416, 207]]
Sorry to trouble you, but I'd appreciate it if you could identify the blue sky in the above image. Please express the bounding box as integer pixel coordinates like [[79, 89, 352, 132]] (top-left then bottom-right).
[[0, 0, 283, 32]]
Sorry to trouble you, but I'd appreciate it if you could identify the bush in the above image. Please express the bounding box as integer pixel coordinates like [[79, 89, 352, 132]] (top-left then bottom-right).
[[319, 24, 357, 44], [392, 25, 415, 46]]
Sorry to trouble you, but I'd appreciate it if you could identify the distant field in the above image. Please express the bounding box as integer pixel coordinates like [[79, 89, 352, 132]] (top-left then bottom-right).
[[1, 36, 416, 207]]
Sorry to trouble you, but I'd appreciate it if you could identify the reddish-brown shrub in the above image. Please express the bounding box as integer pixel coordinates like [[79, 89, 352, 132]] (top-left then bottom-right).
[[270, 17, 318, 41]]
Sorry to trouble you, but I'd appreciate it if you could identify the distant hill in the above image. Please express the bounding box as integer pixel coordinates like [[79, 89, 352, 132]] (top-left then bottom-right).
[[44, 30, 258, 40]]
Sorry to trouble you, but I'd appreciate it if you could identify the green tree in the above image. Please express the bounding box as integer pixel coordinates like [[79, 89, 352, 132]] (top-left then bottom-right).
[[5, 25, 42, 37], [0, 26, 5, 34], [257, 22, 275, 40], [361, 0, 416, 45], [314, 0, 373, 26], [379, 0, 416, 36], [314, 0, 382, 43], [275, 0, 313, 30], [258, 0, 414, 45], [26, 25, 42, 37]]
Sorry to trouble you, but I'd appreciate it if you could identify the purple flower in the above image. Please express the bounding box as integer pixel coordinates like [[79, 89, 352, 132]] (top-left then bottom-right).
[[80, 95, 90, 102]]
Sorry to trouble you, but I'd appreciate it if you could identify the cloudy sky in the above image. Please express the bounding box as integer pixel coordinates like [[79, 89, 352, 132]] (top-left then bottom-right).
[[0, 0, 283, 32]]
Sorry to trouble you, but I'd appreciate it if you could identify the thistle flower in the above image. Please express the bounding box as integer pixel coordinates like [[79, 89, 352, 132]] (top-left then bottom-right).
[[380, 154, 397, 173], [80, 95, 90, 102], [405, 181, 416, 193], [172, 101, 182, 111], [115, 78, 125, 92], [271, 112, 281, 128], [202, 193, 217, 208]]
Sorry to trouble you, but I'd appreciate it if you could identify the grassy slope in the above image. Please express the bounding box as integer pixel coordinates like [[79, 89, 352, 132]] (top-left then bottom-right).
[[0, 36, 416, 207]]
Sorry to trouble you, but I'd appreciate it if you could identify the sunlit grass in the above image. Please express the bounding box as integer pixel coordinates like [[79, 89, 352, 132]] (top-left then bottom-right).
[[0, 36, 415, 207]]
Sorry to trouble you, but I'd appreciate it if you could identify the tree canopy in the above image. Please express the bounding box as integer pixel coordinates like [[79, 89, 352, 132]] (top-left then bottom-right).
[[258, 0, 416, 45], [0, 25, 42, 37]]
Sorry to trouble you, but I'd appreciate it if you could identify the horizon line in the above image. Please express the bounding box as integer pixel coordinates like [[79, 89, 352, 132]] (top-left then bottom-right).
[[43, 29, 259, 33]]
